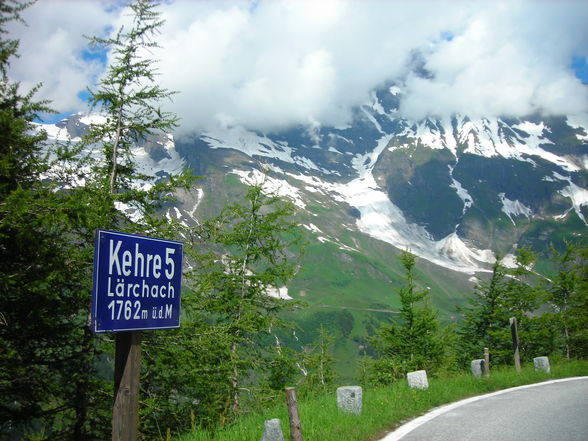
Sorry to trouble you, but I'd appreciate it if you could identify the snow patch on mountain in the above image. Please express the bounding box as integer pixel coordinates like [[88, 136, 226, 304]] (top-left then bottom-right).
[[389, 114, 581, 169], [553, 172, 588, 224], [231, 169, 306, 209], [266, 286, 292, 300], [337, 172, 495, 273], [434, 233, 495, 268], [461, 117, 521, 158], [515, 121, 547, 137], [511, 123, 580, 172], [36, 123, 73, 142], [352, 134, 394, 178], [343, 175, 429, 241], [303, 223, 322, 234], [370, 91, 386, 115], [203, 127, 294, 163], [316, 235, 359, 253], [361, 106, 384, 133], [441, 116, 458, 155], [301, 219, 358, 252], [188, 188, 204, 219], [414, 119, 446, 151], [448, 164, 473, 216], [389, 86, 401, 96], [499, 193, 533, 225], [203, 126, 325, 173], [448, 117, 580, 172], [78, 114, 107, 126], [394, 118, 454, 154], [132, 135, 185, 183], [566, 114, 588, 142], [114, 201, 142, 223], [36, 113, 107, 142]]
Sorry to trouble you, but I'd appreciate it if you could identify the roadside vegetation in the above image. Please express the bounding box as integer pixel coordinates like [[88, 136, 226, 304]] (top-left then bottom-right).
[[178, 360, 588, 441]]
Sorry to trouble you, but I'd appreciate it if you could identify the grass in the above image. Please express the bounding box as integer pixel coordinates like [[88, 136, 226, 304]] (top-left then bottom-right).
[[177, 360, 588, 441]]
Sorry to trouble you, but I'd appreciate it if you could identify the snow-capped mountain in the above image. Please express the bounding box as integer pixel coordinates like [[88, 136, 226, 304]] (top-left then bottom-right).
[[33, 89, 586, 380], [168, 85, 587, 276], [38, 84, 587, 292]]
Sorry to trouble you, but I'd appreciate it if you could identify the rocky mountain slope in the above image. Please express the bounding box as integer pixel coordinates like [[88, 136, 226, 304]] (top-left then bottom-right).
[[174, 84, 587, 273], [39, 83, 588, 294], [38, 87, 588, 377]]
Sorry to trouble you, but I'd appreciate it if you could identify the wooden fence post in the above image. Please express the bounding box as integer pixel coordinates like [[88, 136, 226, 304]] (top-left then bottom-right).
[[484, 347, 490, 378], [509, 317, 521, 372], [284, 387, 303, 441]]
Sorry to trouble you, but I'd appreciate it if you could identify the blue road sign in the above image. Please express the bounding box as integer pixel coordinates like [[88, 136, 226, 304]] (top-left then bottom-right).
[[91, 230, 183, 333]]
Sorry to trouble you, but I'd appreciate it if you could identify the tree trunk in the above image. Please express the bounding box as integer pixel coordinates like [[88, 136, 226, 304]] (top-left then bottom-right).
[[108, 94, 125, 194], [230, 340, 240, 417]]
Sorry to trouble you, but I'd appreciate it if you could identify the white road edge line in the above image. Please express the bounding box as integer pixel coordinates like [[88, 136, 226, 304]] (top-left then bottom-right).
[[379, 376, 588, 441]]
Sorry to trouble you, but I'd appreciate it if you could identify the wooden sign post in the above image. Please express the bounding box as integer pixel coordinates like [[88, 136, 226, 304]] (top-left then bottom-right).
[[91, 230, 184, 441], [112, 331, 142, 441], [509, 317, 521, 372]]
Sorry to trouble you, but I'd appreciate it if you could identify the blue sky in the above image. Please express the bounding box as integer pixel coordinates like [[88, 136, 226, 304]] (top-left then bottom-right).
[[572, 56, 588, 84], [8, 0, 588, 133]]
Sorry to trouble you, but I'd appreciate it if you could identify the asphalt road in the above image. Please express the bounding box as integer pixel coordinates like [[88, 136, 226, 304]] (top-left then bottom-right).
[[381, 377, 588, 441]]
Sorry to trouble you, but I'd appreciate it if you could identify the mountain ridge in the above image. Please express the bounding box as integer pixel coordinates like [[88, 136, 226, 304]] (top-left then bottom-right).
[[179, 87, 587, 274], [37, 84, 588, 285], [36, 101, 587, 377]]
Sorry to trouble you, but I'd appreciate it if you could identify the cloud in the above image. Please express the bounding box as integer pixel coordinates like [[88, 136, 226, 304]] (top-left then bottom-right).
[[7, 0, 588, 133], [6, 1, 115, 113], [399, 1, 588, 120], [153, 0, 467, 132]]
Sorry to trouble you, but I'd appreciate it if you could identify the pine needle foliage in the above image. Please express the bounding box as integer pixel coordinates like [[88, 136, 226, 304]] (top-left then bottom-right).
[[1, 1, 193, 439], [0, 1, 104, 439], [455, 248, 558, 367], [82, 0, 192, 230], [301, 325, 337, 391], [157, 182, 304, 430], [367, 251, 446, 383]]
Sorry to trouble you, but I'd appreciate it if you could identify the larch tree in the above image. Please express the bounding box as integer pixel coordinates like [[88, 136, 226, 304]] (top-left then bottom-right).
[[75, 0, 193, 438], [0, 1, 100, 438], [302, 325, 336, 391], [1, 0, 193, 439], [567, 242, 588, 357], [546, 243, 578, 360], [369, 250, 446, 382], [456, 249, 552, 367], [178, 181, 303, 426]]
